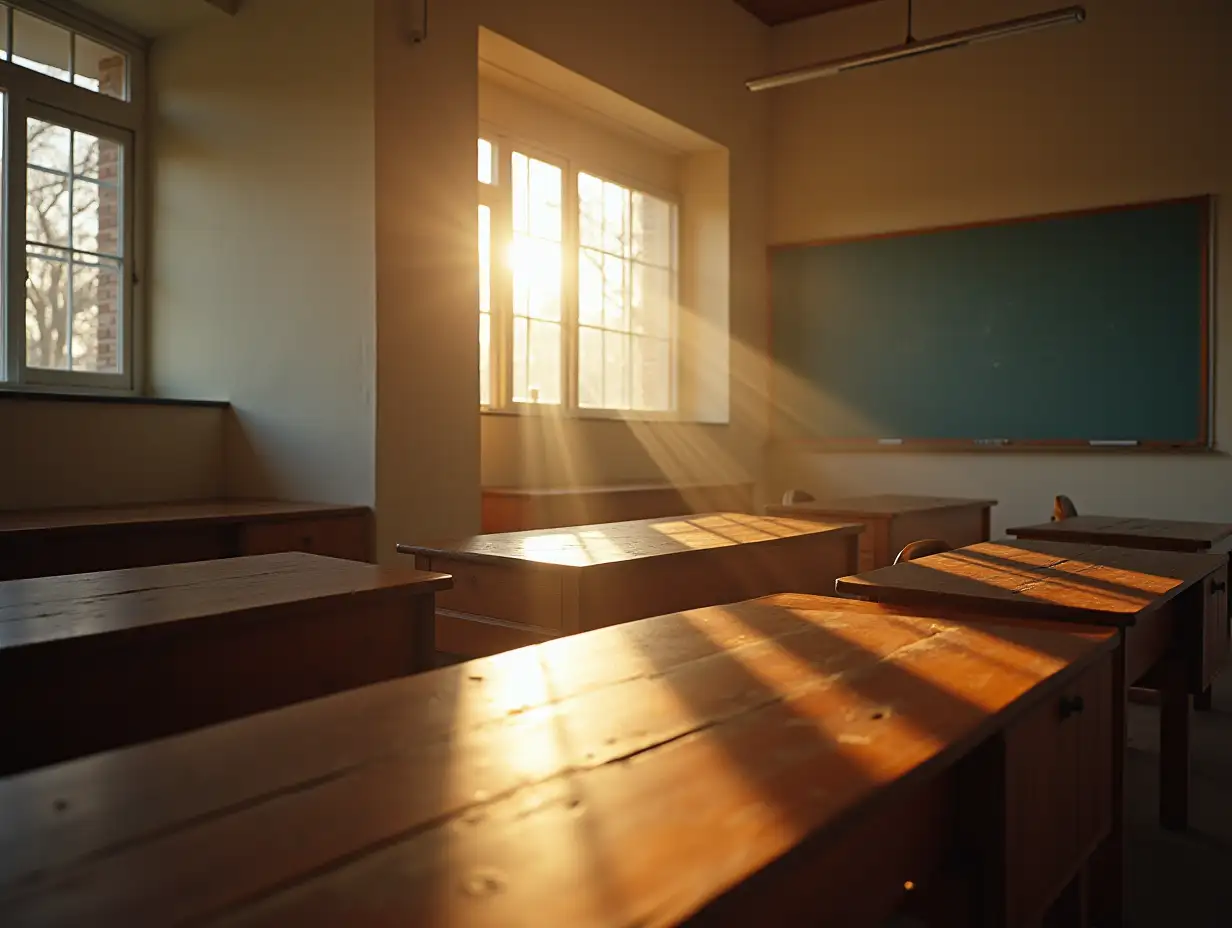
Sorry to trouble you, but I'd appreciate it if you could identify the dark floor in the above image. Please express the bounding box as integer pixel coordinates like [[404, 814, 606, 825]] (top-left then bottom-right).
[[1126, 672, 1232, 926]]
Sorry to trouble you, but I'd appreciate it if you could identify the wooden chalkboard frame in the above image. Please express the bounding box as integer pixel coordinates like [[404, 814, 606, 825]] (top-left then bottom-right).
[[767, 196, 1213, 452]]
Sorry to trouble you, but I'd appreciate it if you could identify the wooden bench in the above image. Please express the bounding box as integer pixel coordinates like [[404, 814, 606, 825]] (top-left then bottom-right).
[[481, 481, 754, 532], [0, 552, 450, 775], [766, 494, 996, 570], [0, 499, 373, 581], [836, 539, 1229, 924], [0, 594, 1116, 926], [398, 512, 861, 660]]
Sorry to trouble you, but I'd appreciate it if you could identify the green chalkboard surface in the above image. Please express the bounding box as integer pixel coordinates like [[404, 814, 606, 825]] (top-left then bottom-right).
[[770, 198, 1210, 447]]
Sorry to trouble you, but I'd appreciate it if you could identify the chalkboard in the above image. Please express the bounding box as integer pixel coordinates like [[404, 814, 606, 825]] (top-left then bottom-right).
[[770, 198, 1211, 448]]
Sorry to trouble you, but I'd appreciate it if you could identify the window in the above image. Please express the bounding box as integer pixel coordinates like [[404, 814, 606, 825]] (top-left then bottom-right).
[[478, 133, 677, 415], [0, 2, 141, 391]]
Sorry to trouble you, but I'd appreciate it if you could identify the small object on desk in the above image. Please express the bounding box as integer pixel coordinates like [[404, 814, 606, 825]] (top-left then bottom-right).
[[781, 488, 816, 504], [766, 493, 996, 571], [894, 538, 951, 564], [0, 552, 451, 776], [397, 512, 861, 660], [1052, 494, 1079, 521], [0, 593, 1117, 927]]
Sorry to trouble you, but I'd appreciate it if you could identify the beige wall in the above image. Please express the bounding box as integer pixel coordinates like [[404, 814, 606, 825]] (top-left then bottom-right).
[[767, 0, 1232, 533], [1, 398, 223, 510], [472, 0, 770, 493], [149, 0, 377, 506]]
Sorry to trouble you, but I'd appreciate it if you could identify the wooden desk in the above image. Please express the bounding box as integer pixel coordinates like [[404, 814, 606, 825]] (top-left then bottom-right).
[[0, 499, 373, 581], [767, 494, 996, 570], [482, 481, 755, 532], [398, 512, 862, 660], [835, 540, 1226, 924], [1008, 515, 1232, 709], [0, 552, 451, 776], [0, 595, 1116, 927]]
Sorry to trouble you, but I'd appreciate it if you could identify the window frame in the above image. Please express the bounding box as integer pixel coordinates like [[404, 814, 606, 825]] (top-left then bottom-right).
[[0, 0, 146, 394], [479, 123, 681, 421]]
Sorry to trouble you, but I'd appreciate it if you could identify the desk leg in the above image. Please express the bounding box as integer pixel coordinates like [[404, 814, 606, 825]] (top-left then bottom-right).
[[1087, 644, 1126, 928], [411, 594, 437, 674], [1194, 685, 1213, 712], [1159, 657, 1190, 831]]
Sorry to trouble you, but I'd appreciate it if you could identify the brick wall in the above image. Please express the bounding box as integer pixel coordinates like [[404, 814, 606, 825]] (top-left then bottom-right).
[[94, 54, 124, 373]]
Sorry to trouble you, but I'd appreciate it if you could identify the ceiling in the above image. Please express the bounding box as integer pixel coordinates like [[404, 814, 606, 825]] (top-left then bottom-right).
[[66, 0, 236, 38], [734, 0, 884, 26]]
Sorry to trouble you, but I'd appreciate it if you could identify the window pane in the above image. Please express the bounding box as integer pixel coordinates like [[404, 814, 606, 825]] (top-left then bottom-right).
[[512, 235, 561, 321], [478, 204, 491, 407], [13, 11, 70, 82], [633, 193, 673, 268], [578, 173, 603, 249], [26, 254, 69, 370], [71, 259, 121, 373], [478, 205, 491, 313], [479, 312, 491, 407], [477, 138, 493, 184], [28, 119, 71, 173], [602, 181, 627, 255], [513, 316, 529, 401], [632, 264, 671, 337], [528, 320, 561, 405], [603, 331, 629, 409], [26, 116, 128, 377], [27, 168, 70, 247], [633, 337, 671, 411], [602, 253, 626, 331], [511, 152, 528, 234], [578, 248, 603, 326], [528, 159, 561, 241], [578, 327, 603, 408], [73, 35, 128, 100]]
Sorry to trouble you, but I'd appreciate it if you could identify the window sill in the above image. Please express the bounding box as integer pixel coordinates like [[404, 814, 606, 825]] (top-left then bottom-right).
[[480, 406, 728, 426], [0, 387, 228, 409]]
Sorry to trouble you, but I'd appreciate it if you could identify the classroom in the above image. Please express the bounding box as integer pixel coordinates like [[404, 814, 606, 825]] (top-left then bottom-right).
[[2, 0, 1230, 924]]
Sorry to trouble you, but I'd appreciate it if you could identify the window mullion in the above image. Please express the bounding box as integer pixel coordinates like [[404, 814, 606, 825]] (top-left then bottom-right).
[[5, 91, 29, 382], [563, 164, 578, 413], [497, 144, 514, 410]]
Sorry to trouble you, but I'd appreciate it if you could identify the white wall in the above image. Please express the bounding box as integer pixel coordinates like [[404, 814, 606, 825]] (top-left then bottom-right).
[[1, 397, 223, 510], [149, 0, 376, 506], [767, 0, 1232, 533]]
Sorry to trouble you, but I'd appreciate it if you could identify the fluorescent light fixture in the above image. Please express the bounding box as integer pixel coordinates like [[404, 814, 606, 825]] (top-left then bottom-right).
[[746, 5, 1086, 92]]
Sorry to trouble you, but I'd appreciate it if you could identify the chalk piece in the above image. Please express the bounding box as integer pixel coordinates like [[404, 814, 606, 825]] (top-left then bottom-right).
[[1089, 440, 1139, 447], [878, 438, 904, 445]]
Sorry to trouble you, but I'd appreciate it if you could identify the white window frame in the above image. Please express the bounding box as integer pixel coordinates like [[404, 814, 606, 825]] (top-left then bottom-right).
[[0, 0, 146, 394], [479, 123, 680, 421]]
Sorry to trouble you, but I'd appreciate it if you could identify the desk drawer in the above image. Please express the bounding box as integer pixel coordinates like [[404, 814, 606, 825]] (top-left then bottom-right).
[[239, 516, 370, 562], [1200, 565, 1229, 690], [1004, 653, 1113, 924], [429, 559, 565, 631]]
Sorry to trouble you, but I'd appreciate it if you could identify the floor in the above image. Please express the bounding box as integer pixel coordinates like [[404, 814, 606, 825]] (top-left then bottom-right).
[[1126, 671, 1232, 926]]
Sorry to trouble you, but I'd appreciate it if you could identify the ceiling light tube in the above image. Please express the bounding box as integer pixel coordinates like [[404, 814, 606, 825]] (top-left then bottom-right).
[[746, 5, 1086, 92]]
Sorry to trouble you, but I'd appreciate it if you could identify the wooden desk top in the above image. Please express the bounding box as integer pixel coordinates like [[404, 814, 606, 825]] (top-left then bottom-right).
[[0, 594, 1113, 927], [835, 539, 1225, 626], [0, 499, 369, 535], [398, 512, 862, 568], [482, 480, 751, 498], [768, 494, 997, 520], [0, 553, 451, 653], [1007, 515, 1232, 553]]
